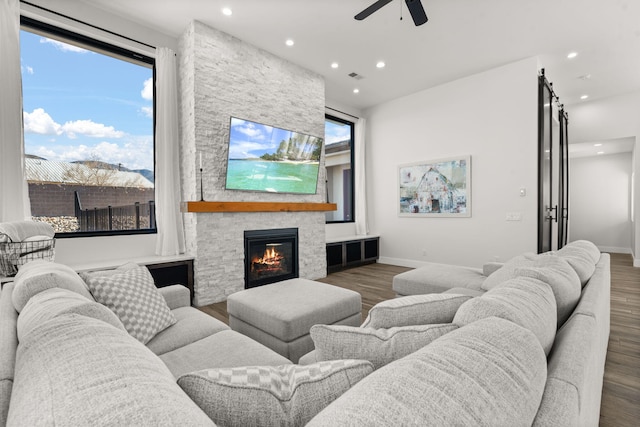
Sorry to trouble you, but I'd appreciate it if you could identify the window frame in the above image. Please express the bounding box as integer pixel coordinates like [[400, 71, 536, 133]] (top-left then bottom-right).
[[20, 16, 157, 239], [325, 114, 355, 224]]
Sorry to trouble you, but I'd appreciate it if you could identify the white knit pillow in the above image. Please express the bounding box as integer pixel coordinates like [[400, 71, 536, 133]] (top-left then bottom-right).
[[311, 323, 458, 369]]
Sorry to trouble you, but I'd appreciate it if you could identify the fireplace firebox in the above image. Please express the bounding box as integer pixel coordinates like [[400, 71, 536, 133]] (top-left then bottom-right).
[[244, 228, 299, 289]]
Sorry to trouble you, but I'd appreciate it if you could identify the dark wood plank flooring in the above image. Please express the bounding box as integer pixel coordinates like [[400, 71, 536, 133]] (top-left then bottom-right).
[[199, 253, 638, 426]]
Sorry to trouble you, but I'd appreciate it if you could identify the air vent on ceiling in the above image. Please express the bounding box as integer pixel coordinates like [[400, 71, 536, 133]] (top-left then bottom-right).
[[348, 72, 365, 80]]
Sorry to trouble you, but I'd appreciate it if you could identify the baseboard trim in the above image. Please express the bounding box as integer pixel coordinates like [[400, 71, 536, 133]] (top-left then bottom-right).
[[378, 256, 429, 269], [598, 246, 632, 254]]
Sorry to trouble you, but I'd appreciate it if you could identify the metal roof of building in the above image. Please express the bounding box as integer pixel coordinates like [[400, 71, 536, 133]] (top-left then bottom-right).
[[25, 158, 154, 189]]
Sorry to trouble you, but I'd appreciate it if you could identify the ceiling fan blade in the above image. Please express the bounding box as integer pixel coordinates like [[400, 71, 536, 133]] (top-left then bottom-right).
[[355, 0, 394, 20], [405, 0, 428, 26]]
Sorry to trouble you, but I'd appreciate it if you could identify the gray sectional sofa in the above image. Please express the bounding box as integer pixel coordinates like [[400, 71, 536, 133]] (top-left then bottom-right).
[[0, 240, 609, 426]]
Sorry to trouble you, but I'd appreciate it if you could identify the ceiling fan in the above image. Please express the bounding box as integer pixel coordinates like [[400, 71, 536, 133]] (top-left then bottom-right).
[[355, 0, 428, 26]]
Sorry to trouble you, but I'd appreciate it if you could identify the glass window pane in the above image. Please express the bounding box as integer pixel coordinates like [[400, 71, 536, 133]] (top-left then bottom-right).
[[20, 24, 155, 236], [325, 116, 354, 222]]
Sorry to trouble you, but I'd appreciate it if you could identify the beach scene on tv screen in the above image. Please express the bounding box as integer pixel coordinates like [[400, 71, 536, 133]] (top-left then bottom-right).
[[225, 117, 323, 194]]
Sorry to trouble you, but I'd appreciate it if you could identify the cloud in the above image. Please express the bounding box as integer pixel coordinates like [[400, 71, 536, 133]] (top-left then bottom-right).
[[21, 65, 34, 75], [23, 108, 62, 135], [61, 119, 125, 139], [228, 140, 276, 159], [40, 37, 88, 53], [141, 78, 153, 100], [141, 106, 153, 118], [235, 121, 270, 140], [325, 126, 351, 145], [23, 108, 125, 139], [28, 135, 154, 170]]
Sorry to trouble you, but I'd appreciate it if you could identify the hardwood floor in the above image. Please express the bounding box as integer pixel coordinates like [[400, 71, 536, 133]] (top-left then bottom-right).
[[599, 253, 640, 426], [200, 254, 638, 426]]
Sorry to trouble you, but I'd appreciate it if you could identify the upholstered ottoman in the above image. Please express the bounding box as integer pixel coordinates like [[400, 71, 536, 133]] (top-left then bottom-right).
[[227, 278, 362, 363], [392, 262, 487, 296]]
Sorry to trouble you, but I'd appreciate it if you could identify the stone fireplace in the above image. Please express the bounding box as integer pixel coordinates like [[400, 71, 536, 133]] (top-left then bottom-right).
[[244, 228, 298, 288], [178, 20, 327, 306]]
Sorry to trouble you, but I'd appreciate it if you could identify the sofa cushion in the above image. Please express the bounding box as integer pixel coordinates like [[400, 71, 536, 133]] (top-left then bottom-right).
[[453, 277, 557, 355], [534, 313, 596, 426], [392, 263, 486, 295], [11, 260, 94, 312], [307, 317, 547, 427], [310, 323, 458, 369], [160, 330, 292, 378], [17, 288, 125, 341], [514, 254, 581, 327], [8, 314, 214, 426], [178, 359, 373, 427], [146, 306, 229, 355], [361, 293, 472, 329], [556, 240, 600, 287], [83, 264, 177, 344], [480, 252, 538, 291]]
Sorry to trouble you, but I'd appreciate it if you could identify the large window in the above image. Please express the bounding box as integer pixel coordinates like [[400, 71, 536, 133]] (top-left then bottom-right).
[[325, 115, 354, 223], [20, 18, 155, 237]]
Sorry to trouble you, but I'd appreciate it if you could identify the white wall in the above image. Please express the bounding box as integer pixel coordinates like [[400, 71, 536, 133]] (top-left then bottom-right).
[[366, 58, 540, 268], [569, 153, 633, 252], [567, 91, 640, 264]]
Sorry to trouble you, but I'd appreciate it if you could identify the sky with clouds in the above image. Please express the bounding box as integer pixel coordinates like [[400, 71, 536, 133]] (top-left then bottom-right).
[[229, 117, 323, 160], [20, 31, 154, 171]]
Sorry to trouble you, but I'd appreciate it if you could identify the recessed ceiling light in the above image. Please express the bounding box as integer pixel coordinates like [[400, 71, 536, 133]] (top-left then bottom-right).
[[353, 88, 360, 94], [376, 61, 386, 68], [580, 95, 589, 100], [285, 39, 294, 47], [594, 143, 602, 147], [222, 7, 232, 16], [331, 62, 339, 69], [597, 151, 605, 155], [567, 52, 578, 59]]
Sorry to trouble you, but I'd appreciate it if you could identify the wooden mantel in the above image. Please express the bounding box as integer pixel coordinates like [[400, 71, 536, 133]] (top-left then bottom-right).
[[181, 201, 337, 213]]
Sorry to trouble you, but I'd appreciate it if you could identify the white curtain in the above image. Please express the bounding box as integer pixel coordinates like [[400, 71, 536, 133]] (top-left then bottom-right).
[[0, 0, 31, 222], [354, 117, 369, 235], [154, 47, 185, 256]]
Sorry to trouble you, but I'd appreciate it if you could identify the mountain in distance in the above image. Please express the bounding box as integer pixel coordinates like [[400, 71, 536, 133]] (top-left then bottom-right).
[[71, 160, 155, 184]]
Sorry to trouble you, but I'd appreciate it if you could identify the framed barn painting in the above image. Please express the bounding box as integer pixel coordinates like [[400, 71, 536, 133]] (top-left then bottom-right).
[[398, 155, 471, 217]]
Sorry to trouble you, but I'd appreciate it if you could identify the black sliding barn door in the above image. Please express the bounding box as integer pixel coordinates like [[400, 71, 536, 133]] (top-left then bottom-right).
[[538, 70, 569, 253]]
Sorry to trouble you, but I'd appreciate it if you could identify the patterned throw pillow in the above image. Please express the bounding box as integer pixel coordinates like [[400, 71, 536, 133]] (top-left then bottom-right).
[[311, 323, 458, 369], [83, 264, 176, 344], [177, 360, 373, 427]]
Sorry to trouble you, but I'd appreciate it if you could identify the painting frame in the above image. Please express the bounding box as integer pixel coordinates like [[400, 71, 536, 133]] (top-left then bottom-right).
[[398, 155, 471, 218]]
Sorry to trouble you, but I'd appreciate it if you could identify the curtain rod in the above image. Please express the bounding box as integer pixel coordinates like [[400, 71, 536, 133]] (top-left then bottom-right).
[[325, 106, 360, 120], [20, 0, 156, 50]]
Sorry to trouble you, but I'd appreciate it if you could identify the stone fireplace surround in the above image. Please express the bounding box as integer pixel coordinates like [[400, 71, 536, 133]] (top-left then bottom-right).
[[177, 20, 327, 306]]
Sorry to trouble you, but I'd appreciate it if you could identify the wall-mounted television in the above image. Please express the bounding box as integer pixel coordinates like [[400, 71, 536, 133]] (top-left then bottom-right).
[[225, 117, 323, 194]]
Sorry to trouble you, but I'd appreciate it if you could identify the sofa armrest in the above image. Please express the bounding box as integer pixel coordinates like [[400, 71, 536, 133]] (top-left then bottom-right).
[[482, 262, 504, 277], [158, 285, 190, 309]]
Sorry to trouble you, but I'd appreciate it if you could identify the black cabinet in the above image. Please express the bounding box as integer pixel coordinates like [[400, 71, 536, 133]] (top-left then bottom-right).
[[145, 259, 194, 304], [326, 236, 379, 273]]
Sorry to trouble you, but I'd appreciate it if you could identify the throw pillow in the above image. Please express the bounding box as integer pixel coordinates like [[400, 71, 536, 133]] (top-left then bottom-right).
[[480, 252, 538, 291], [177, 360, 373, 427], [18, 288, 126, 341], [83, 264, 176, 344], [311, 323, 458, 369], [307, 317, 547, 427], [556, 241, 600, 287], [12, 260, 94, 312], [361, 294, 472, 329], [453, 277, 557, 355], [514, 254, 581, 327]]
